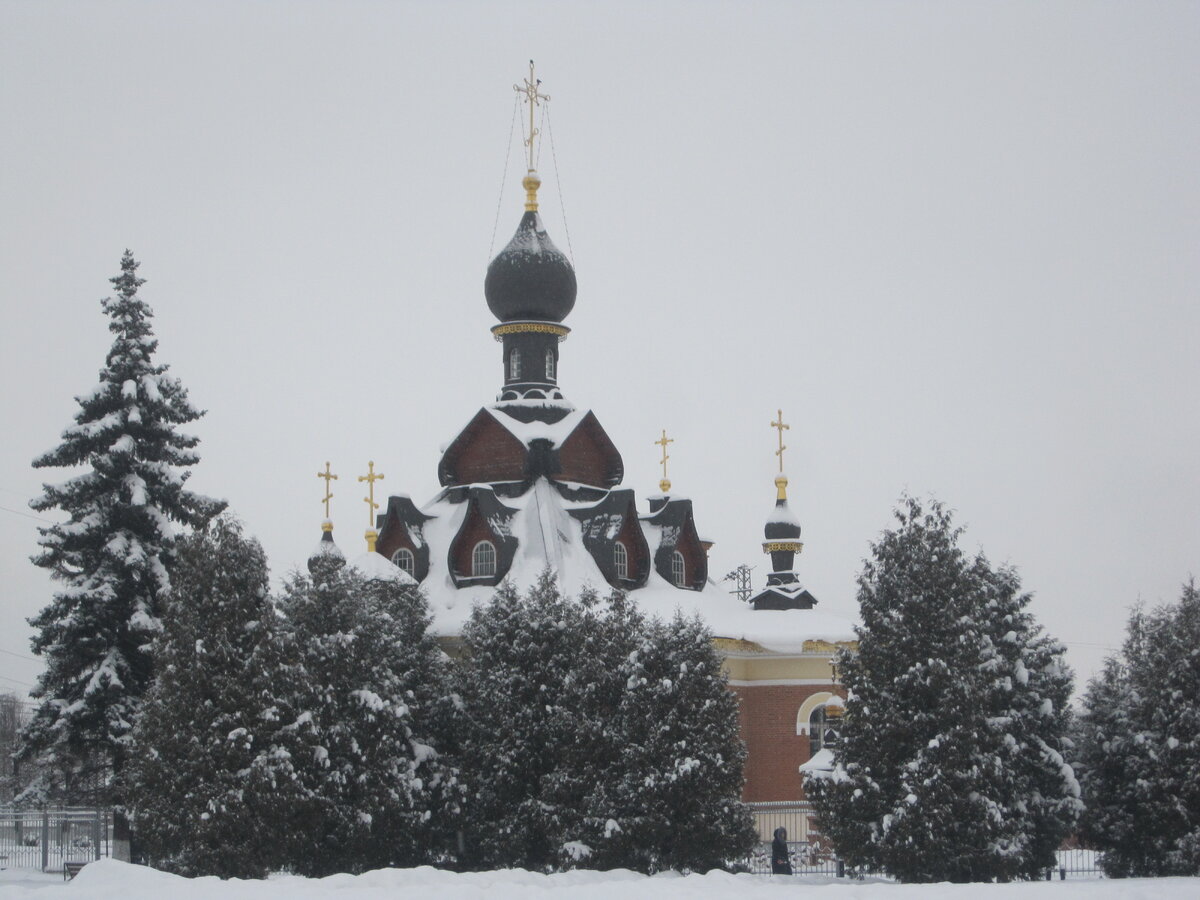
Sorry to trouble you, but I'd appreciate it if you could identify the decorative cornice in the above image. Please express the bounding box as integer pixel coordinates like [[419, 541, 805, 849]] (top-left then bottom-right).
[[491, 321, 571, 341], [763, 540, 803, 553]]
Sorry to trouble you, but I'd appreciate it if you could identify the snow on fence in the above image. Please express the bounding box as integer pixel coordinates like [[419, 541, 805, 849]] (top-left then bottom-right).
[[0, 807, 111, 873]]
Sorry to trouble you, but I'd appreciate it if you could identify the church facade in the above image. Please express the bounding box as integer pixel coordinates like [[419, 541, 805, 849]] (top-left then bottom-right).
[[323, 83, 854, 840]]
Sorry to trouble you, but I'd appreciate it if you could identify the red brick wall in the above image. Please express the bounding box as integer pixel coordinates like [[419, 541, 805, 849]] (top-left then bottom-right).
[[448, 417, 526, 484], [733, 683, 828, 802], [557, 423, 609, 487], [449, 507, 503, 580]]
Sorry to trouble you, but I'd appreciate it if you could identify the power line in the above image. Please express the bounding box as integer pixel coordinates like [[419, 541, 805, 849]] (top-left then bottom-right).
[[0, 647, 37, 662], [0, 503, 54, 524]]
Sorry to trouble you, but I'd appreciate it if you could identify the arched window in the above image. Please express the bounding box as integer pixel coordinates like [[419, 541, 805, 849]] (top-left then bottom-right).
[[613, 542, 628, 579], [472, 540, 497, 578], [545, 348, 555, 380], [509, 348, 521, 380], [671, 550, 686, 587], [809, 706, 841, 756], [391, 547, 415, 576]]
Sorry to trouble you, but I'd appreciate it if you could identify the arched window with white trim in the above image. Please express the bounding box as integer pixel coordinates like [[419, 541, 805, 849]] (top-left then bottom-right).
[[472, 540, 497, 578], [613, 542, 628, 579], [671, 550, 686, 587], [391, 547, 415, 576], [809, 706, 841, 756], [509, 348, 521, 380], [545, 348, 555, 381]]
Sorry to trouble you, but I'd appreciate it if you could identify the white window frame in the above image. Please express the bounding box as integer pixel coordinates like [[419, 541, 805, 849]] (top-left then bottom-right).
[[509, 348, 521, 380], [545, 348, 555, 380], [613, 542, 628, 579], [391, 547, 415, 576], [671, 550, 686, 586], [472, 540, 497, 578]]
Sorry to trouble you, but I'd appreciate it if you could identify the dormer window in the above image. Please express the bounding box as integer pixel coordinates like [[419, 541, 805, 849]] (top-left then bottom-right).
[[613, 542, 628, 579], [545, 348, 555, 381], [671, 551, 686, 587], [391, 547, 415, 576], [472, 541, 497, 578], [509, 348, 521, 380]]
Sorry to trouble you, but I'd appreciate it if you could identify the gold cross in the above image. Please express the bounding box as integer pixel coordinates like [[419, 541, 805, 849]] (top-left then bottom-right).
[[771, 409, 790, 472], [316, 461, 338, 519], [358, 460, 385, 526], [655, 429, 674, 493], [513, 59, 550, 172]]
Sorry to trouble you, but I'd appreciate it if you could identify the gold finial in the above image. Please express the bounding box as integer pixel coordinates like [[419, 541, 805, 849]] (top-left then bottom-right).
[[317, 461, 338, 523], [358, 460, 385, 552], [514, 60, 550, 210], [655, 429, 674, 494]]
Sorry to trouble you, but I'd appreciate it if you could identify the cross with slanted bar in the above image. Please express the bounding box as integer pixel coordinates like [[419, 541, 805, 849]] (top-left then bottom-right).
[[770, 409, 789, 472], [655, 429, 674, 493], [514, 59, 550, 172], [317, 461, 338, 519], [358, 461, 384, 526]]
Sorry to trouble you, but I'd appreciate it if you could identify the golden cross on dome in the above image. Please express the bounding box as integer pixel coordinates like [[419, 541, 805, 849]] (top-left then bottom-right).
[[771, 409, 790, 473], [514, 60, 550, 173], [655, 429, 674, 494], [358, 461, 385, 526], [317, 461, 338, 520]]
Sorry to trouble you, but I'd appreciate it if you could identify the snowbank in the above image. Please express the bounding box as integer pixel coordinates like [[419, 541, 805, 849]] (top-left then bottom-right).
[[1, 860, 1197, 899]]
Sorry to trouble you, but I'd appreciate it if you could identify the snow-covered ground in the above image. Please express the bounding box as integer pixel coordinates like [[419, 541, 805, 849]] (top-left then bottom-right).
[[1, 861, 1197, 899]]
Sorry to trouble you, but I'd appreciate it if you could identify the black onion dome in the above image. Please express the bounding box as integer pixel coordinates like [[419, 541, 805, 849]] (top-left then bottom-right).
[[485, 211, 577, 323], [764, 499, 802, 541]]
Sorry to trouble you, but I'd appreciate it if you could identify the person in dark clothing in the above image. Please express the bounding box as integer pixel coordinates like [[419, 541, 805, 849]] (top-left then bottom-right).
[[771, 826, 793, 875]]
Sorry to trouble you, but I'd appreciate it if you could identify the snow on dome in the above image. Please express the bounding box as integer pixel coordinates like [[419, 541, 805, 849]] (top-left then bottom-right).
[[351, 551, 417, 585], [765, 503, 801, 528], [309, 535, 345, 562]]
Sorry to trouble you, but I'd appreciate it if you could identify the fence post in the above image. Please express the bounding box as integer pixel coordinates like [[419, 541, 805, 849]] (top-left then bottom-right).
[[93, 808, 102, 861], [836, 859, 845, 878], [41, 812, 49, 872]]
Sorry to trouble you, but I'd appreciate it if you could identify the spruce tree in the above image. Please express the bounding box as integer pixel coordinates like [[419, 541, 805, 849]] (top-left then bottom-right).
[[575, 610, 758, 873], [128, 516, 294, 878], [22, 252, 223, 850], [455, 574, 757, 874], [276, 555, 460, 875], [1077, 580, 1200, 876], [805, 497, 1080, 882], [455, 574, 609, 871]]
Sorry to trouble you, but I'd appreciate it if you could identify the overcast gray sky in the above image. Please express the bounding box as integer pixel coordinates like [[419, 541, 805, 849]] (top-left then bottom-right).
[[2, 1, 1197, 699]]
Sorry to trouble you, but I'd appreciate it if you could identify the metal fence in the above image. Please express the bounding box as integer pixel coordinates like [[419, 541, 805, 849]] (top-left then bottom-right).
[[0, 807, 111, 873], [741, 802, 1105, 879]]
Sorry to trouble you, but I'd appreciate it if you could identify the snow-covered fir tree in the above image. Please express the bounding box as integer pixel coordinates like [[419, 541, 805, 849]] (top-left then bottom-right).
[[21, 252, 224, 852], [455, 574, 612, 871], [805, 497, 1079, 883], [1076, 579, 1200, 876], [128, 516, 295, 878], [455, 573, 755, 873], [575, 609, 758, 873], [275, 553, 460, 876]]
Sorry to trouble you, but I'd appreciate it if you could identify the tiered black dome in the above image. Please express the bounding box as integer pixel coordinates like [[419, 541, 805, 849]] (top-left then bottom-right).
[[485, 210, 577, 323]]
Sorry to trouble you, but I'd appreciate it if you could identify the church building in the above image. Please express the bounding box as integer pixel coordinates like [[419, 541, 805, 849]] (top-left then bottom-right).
[[317, 67, 856, 843]]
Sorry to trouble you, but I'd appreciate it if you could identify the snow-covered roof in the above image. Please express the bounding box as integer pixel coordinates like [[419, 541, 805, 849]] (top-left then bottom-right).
[[413, 477, 855, 653], [484, 404, 590, 449], [350, 551, 417, 585]]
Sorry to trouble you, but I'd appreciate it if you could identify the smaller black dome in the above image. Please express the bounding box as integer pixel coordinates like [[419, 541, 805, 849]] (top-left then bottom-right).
[[764, 499, 802, 542], [485, 211, 577, 323]]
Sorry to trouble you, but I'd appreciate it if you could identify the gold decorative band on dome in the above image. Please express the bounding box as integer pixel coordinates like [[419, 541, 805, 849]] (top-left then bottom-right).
[[763, 541, 804, 554], [491, 321, 571, 341]]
